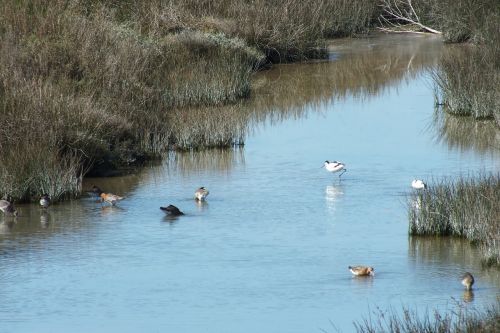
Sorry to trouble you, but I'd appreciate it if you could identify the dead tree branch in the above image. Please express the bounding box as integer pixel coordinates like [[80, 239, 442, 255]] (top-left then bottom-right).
[[378, 0, 442, 34]]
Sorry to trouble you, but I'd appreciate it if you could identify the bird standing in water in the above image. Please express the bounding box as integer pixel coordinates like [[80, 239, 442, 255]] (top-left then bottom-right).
[[194, 187, 209, 201], [461, 272, 474, 290], [100, 192, 124, 206], [348, 266, 374, 276], [0, 199, 18, 216], [323, 161, 347, 178], [40, 194, 50, 208]]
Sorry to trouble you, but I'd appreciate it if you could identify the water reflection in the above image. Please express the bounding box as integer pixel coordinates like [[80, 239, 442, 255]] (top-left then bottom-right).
[[409, 236, 500, 287], [40, 211, 50, 228], [165, 148, 245, 176], [0, 220, 16, 235], [325, 184, 344, 213], [167, 34, 445, 148], [463, 290, 475, 303], [431, 110, 500, 154]]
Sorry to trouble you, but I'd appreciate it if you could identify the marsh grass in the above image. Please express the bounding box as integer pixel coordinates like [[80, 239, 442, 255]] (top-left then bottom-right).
[[354, 302, 500, 333], [0, 0, 380, 201], [408, 174, 500, 266]]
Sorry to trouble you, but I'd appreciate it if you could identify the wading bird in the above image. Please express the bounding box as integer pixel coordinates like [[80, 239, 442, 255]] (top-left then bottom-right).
[[100, 192, 124, 206], [194, 187, 209, 201], [40, 194, 50, 208], [348, 266, 374, 276], [91, 185, 103, 197], [323, 161, 347, 178], [0, 200, 18, 217], [411, 179, 427, 190], [461, 272, 474, 290], [160, 204, 184, 216]]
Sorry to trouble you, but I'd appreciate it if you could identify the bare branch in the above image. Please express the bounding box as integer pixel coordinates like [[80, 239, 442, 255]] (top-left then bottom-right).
[[379, 0, 442, 35]]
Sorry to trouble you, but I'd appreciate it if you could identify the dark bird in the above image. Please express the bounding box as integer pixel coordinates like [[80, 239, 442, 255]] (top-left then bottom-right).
[[91, 185, 103, 196], [160, 204, 184, 216]]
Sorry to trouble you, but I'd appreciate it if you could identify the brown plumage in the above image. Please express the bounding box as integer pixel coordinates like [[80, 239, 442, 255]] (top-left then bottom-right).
[[100, 192, 124, 206], [349, 266, 374, 276], [461, 272, 474, 290]]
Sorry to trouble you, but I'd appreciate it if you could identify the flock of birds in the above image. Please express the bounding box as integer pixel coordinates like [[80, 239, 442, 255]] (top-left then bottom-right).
[[0, 160, 476, 290]]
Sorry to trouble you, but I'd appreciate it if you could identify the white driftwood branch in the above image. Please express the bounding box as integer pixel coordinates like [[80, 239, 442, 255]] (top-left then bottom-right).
[[379, 0, 442, 34]]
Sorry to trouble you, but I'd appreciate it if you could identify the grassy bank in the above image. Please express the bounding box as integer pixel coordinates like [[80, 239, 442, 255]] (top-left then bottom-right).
[[408, 174, 500, 266], [0, 0, 378, 201], [427, 0, 500, 124], [354, 302, 500, 333]]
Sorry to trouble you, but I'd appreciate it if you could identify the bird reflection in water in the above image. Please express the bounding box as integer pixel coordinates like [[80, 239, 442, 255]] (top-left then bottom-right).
[[40, 210, 50, 228], [462, 290, 474, 303], [325, 184, 344, 213], [0, 220, 16, 234]]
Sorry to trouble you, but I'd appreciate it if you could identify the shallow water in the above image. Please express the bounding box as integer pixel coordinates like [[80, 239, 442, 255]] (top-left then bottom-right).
[[1, 34, 499, 333]]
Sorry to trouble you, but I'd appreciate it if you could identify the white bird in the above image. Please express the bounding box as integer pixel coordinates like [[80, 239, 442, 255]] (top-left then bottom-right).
[[411, 179, 427, 190], [194, 187, 209, 201], [0, 199, 18, 216], [323, 160, 347, 178]]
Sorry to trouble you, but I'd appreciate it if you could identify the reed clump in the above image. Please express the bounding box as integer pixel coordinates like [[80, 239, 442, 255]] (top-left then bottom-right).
[[354, 302, 500, 333], [408, 174, 500, 266]]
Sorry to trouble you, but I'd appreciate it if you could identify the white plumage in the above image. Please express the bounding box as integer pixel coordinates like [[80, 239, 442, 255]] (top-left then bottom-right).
[[323, 160, 347, 178], [411, 179, 427, 189]]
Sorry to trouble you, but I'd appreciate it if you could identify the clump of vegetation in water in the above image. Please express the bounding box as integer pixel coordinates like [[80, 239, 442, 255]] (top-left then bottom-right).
[[408, 174, 500, 266], [354, 302, 500, 333]]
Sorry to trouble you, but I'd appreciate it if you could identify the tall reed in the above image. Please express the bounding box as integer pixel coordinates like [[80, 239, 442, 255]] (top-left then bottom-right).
[[355, 302, 500, 333], [408, 174, 500, 266]]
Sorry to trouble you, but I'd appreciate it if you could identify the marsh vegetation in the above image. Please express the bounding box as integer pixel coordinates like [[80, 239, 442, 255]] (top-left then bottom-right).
[[408, 174, 500, 266], [354, 302, 500, 333]]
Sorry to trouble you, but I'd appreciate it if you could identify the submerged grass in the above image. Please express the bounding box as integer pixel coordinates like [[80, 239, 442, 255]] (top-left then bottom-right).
[[408, 174, 500, 266], [354, 302, 500, 333]]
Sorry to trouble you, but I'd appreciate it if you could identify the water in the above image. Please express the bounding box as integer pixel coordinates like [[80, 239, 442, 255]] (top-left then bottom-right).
[[1, 34, 499, 333]]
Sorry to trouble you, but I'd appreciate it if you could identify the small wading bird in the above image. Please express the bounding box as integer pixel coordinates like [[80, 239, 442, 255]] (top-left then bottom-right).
[[91, 185, 103, 197], [39, 194, 50, 208], [0, 199, 18, 216], [160, 204, 184, 216], [411, 179, 427, 190], [323, 161, 347, 178], [461, 272, 474, 290], [99, 192, 124, 206], [349, 266, 374, 276], [194, 187, 209, 201]]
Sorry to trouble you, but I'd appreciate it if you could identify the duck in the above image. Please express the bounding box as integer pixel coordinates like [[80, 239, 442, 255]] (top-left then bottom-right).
[[0, 199, 18, 217], [411, 179, 427, 190], [349, 265, 374, 276], [461, 272, 474, 290], [39, 194, 50, 208], [160, 204, 184, 216], [100, 192, 124, 206], [194, 187, 209, 201], [323, 160, 347, 178]]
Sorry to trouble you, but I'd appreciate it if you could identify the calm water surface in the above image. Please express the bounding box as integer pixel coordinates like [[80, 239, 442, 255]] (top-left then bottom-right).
[[1, 34, 499, 333]]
